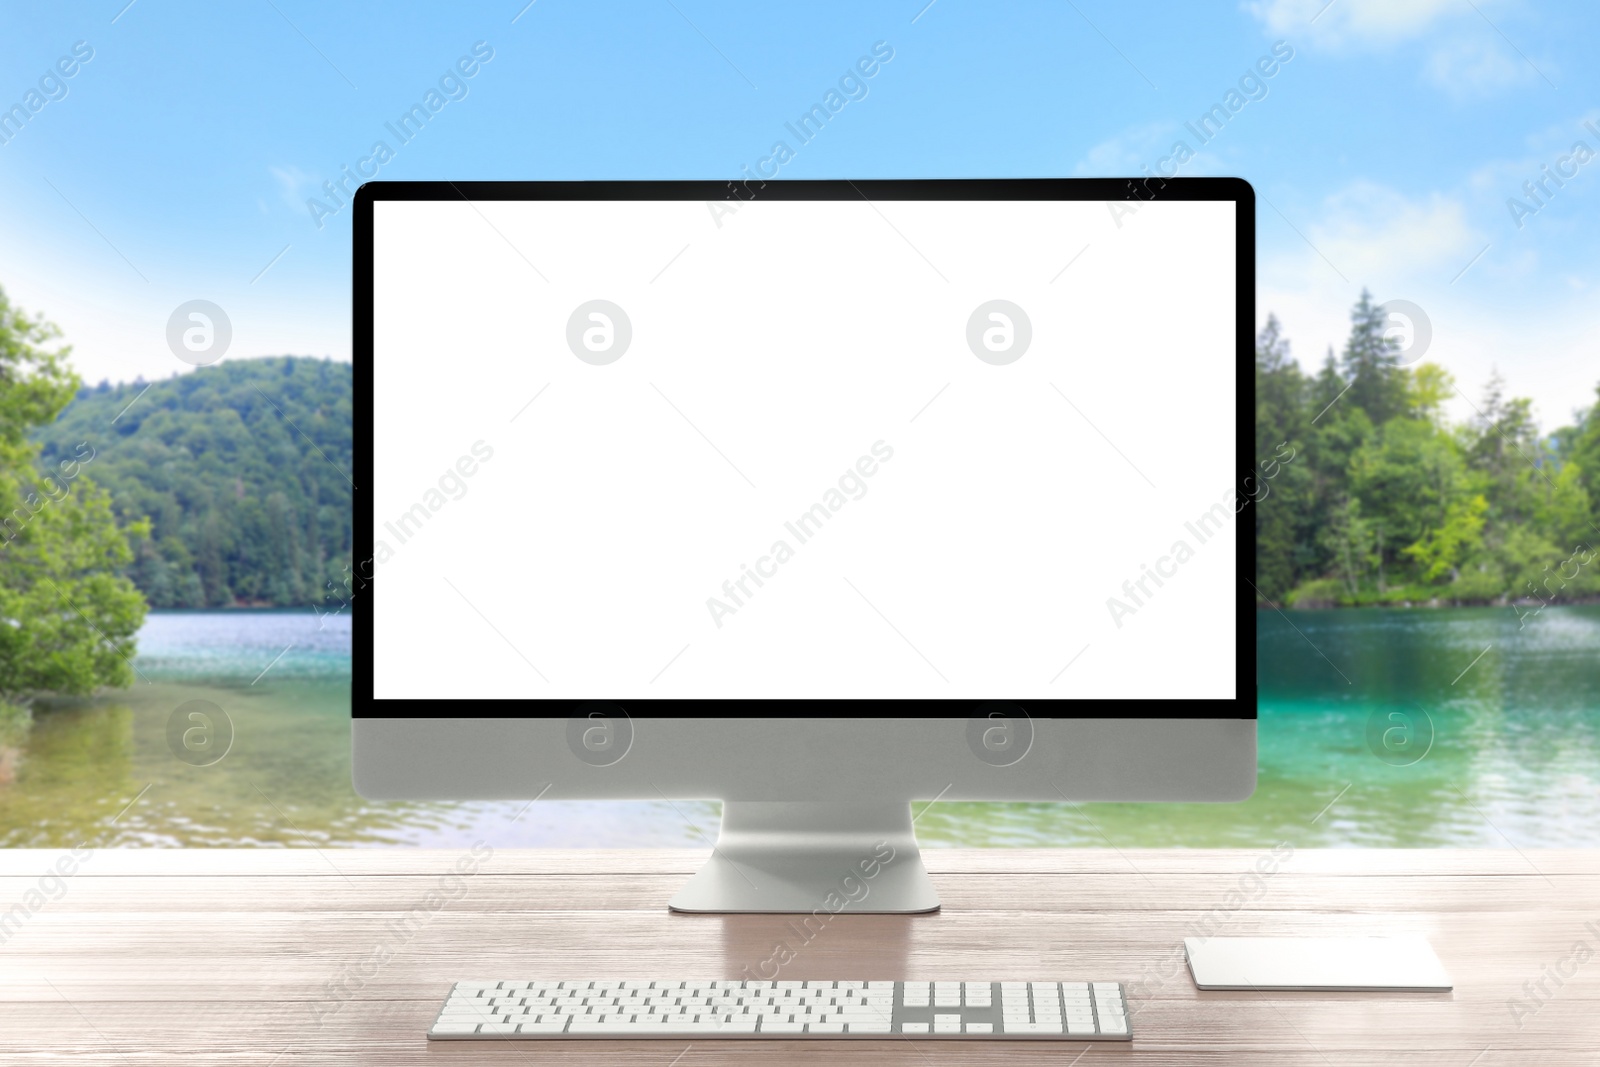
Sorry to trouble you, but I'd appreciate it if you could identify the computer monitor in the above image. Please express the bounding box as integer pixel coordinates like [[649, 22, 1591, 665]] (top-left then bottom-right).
[[351, 178, 1255, 913]]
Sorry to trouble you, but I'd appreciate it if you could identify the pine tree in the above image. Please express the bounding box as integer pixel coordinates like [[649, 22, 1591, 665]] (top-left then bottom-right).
[[1339, 290, 1408, 427]]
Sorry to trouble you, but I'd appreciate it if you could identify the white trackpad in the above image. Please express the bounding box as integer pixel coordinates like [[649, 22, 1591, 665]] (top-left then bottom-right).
[[1185, 937, 1453, 991]]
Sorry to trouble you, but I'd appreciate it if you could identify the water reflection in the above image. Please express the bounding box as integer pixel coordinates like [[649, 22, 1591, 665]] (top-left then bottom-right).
[[0, 608, 1595, 848]]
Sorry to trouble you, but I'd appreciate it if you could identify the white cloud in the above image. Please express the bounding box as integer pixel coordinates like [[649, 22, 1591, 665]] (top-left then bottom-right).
[[1073, 123, 1172, 176], [1256, 180, 1598, 431], [1245, 0, 1463, 42], [1245, 0, 1551, 98], [1424, 37, 1535, 97], [1460, 111, 1600, 255], [1072, 120, 1266, 181], [1303, 181, 1482, 280]]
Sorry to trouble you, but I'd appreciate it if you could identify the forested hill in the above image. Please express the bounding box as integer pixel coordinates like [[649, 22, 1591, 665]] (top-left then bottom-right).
[[34, 357, 352, 608]]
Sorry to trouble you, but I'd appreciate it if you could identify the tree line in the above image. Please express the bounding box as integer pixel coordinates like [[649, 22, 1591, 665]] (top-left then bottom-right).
[[1255, 291, 1600, 608]]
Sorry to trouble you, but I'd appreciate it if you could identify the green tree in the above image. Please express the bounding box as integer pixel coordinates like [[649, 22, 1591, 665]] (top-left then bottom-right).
[[1403, 494, 1486, 583], [1253, 316, 1309, 599], [1319, 495, 1374, 599], [1349, 416, 1465, 586], [1406, 362, 1454, 425], [1338, 290, 1410, 428], [1565, 383, 1600, 536], [0, 287, 148, 714]]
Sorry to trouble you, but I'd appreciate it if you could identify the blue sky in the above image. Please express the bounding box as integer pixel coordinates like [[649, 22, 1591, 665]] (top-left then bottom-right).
[[2, 0, 1597, 429]]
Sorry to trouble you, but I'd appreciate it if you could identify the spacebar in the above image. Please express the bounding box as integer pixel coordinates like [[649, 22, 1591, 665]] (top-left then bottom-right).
[[566, 1021, 756, 1034]]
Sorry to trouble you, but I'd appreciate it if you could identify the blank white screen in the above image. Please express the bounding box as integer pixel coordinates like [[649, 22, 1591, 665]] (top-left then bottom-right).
[[372, 196, 1237, 700]]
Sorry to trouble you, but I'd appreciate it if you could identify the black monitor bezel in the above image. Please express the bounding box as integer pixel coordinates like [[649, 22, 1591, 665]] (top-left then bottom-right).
[[352, 177, 1256, 719]]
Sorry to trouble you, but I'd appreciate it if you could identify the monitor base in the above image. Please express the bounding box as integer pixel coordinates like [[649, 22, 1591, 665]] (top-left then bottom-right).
[[668, 801, 941, 914]]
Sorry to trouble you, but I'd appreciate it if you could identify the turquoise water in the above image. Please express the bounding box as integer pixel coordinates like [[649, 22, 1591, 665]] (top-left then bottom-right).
[[0, 607, 1595, 848]]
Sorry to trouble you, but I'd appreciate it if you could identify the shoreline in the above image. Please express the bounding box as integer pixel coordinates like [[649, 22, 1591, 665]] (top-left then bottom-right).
[[141, 605, 354, 614], [1260, 596, 1600, 611]]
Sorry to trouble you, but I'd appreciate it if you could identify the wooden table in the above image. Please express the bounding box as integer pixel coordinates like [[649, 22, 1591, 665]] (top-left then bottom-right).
[[2, 848, 1596, 1064]]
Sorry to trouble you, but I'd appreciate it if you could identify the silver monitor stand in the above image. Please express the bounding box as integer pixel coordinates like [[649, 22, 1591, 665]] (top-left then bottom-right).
[[667, 801, 938, 913]]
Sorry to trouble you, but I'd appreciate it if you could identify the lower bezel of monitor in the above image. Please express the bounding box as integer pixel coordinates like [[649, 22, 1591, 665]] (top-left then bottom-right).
[[353, 698, 1253, 719]]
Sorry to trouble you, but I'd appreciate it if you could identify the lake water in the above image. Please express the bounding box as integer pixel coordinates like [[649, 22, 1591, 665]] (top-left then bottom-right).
[[1, 607, 1596, 849]]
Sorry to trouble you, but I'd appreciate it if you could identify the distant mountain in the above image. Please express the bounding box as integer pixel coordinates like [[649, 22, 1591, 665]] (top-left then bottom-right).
[[35, 357, 353, 608]]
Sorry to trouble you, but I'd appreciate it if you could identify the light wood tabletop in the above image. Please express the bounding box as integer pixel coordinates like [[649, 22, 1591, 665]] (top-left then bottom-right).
[[1, 847, 1596, 1064]]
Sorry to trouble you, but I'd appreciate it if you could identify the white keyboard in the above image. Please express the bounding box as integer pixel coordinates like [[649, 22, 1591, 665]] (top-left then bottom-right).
[[429, 980, 1130, 1039]]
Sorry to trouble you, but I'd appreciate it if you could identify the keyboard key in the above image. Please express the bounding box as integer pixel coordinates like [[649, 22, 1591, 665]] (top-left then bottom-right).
[[900, 1023, 928, 1034], [809, 1022, 845, 1033], [1100, 1016, 1129, 1035], [966, 1023, 993, 1033], [847, 1022, 891, 1033], [1008, 1021, 1064, 1034]]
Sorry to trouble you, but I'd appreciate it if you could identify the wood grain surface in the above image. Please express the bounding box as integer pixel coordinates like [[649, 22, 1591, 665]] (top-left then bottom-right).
[[1, 848, 1596, 1065]]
